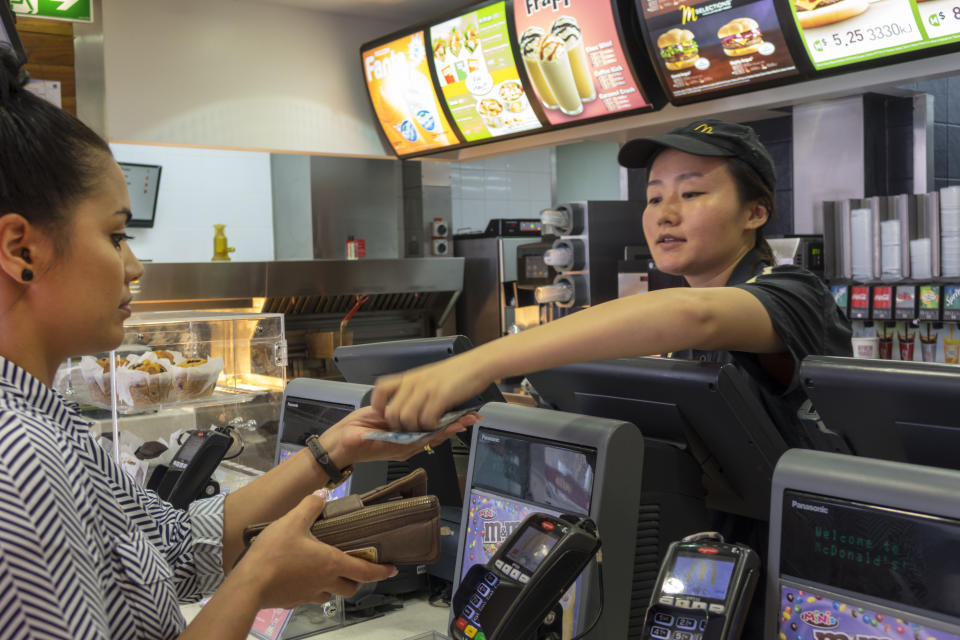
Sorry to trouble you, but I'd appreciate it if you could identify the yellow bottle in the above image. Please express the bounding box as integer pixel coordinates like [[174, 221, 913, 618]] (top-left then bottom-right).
[[212, 224, 235, 261]]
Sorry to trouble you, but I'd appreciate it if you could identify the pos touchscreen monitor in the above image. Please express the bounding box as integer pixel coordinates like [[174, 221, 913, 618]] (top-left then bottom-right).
[[509, 0, 660, 127], [800, 355, 960, 471], [428, 1, 544, 143], [361, 30, 461, 157], [635, 0, 803, 103], [527, 357, 788, 520]]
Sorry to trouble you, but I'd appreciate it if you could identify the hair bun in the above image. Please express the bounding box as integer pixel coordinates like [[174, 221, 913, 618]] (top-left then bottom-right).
[[0, 47, 28, 101]]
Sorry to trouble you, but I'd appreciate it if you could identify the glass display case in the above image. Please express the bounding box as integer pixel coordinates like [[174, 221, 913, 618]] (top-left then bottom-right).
[[55, 311, 287, 474]]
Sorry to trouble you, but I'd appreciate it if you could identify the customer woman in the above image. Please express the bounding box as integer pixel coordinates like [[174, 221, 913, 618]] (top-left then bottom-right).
[[0, 51, 474, 640], [372, 119, 852, 446]]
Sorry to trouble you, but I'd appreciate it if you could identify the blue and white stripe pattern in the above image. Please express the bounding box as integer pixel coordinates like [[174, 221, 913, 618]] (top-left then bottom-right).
[[0, 357, 225, 639]]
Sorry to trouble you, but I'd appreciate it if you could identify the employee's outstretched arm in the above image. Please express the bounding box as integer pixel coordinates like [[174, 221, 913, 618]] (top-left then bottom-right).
[[371, 286, 783, 431]]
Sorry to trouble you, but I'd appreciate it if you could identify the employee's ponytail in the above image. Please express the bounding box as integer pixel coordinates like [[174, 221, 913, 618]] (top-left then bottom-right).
[[725, 156, 776, 267], [0, 48, 111, 253]]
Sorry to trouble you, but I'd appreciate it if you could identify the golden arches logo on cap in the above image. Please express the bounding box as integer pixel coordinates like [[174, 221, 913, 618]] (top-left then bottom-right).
[[694, 123, 714, 134]]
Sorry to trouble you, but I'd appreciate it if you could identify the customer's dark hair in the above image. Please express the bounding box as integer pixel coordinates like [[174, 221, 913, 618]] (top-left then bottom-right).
[[0, 48, 112, 252], [724, 156, 776, 266]]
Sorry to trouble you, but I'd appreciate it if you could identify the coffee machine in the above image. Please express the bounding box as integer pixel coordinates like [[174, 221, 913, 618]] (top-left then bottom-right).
[[454, 219, 545, 346], [526, 201, 646, 310]]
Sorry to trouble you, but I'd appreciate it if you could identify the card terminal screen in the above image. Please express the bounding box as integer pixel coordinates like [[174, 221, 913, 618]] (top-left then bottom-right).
[[664, 553, 735, 600], [505, 524, 559, 574]]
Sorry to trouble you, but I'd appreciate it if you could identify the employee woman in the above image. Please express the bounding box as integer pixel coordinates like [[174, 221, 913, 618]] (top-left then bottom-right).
[[372, 119, 852, 446], [0, 51, 474, 640]]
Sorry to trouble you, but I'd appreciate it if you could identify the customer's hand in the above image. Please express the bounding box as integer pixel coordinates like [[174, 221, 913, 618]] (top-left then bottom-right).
[[318, 405, 480, 469], [235, 491, 397, 610], [370, 354, 492, 431]]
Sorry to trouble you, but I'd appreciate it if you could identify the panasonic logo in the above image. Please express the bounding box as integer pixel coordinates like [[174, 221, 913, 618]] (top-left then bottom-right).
[[792, 500, 829, 514]]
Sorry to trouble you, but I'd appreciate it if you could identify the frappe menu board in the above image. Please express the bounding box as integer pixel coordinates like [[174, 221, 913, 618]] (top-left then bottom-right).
[[637, 0, 799, 100], [430, 2, 542, 142], [362, 32, 459, 156], [789, 0, 960, 70], [511, 1, 651, 124]]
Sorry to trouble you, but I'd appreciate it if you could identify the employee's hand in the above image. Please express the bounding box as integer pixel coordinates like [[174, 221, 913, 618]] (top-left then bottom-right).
[[371, 354, 492, 432], [318, 406, 480, 467], [233, 491, 397, 610]]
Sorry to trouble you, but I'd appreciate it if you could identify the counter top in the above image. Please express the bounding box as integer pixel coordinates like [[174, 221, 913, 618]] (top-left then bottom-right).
[[181, 594, 451, 640]]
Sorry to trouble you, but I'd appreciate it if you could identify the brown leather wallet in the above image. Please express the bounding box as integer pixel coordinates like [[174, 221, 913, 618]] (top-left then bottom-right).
[[242, 468, 441, 566]]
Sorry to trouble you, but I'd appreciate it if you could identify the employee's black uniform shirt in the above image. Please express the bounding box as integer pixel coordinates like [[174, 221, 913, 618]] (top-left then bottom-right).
[[669, 248, 852, 448]]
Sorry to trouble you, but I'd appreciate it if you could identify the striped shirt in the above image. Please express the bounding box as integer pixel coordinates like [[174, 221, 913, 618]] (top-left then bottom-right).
[[0, 357, 226, 639]]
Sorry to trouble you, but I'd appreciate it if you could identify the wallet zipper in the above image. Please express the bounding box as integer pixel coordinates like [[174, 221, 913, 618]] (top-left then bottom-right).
[[312, 496, 436, 535]]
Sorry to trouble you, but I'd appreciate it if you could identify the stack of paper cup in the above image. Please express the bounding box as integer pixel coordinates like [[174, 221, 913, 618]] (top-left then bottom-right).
[[851, 208, 874, 281], [880, 219, 901, 280], [942, 186, 960, 277], [911, 238, 933, 280]]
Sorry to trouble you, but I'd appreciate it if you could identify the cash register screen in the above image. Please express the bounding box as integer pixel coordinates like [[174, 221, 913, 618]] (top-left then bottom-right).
[[778, 490, 960, 640], [459, 429, 596, 632], [781, 490, 960, 619], [664, 554, 735, 600], [470, 429, 596, 516]]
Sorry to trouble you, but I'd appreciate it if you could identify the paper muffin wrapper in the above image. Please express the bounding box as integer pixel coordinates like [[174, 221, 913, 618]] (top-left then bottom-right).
[[81, 354, 177, 408], [172, 357, 224, 401]]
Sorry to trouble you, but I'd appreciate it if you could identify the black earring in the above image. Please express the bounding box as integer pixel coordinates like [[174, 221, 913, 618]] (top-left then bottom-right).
[[21, 269, 33, 282]]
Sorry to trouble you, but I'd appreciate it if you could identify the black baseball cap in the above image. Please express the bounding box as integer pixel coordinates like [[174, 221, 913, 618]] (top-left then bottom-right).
[[618, 119, 776, 191]]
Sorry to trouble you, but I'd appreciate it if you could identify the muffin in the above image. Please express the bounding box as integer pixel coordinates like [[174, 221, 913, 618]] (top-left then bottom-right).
[[125, 360, 174, 406], [83, 356, 129, 405], [152, 349, 178, 364], [173, 357, 222, 400]]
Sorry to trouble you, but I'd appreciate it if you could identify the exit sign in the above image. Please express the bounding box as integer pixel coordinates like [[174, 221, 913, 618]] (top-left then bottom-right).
[[9, 0, 93, 23]]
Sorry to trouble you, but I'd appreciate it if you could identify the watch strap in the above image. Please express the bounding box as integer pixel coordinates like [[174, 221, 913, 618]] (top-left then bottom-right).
[[306, 435, 353, 489]]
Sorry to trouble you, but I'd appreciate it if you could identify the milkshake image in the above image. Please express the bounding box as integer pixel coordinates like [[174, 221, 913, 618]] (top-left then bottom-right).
[[520, 27, 558, 109], [538, 34, 582, 116], [920, 323, 938, 362], [551, 16, 596, 102]]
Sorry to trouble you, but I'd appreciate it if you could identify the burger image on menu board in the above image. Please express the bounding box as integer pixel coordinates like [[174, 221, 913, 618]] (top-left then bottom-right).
[[657, 29, 699, 71], [794, 0, 869, 28], [718, 18, 765, 57]]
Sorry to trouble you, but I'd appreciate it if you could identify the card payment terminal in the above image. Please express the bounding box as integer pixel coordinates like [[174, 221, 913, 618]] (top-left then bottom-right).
[[450, 512, 600, 640], [642, 532, 759, 640]]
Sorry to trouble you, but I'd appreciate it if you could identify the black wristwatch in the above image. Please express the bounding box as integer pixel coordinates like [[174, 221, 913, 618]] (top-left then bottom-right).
[[305, 434, 354, 489]]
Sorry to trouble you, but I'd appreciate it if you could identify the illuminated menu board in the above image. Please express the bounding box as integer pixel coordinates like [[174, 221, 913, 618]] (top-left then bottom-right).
[[788, 0, 960, 70], [362, 32, 460, 156], [430, 2, 542, 142], [511, 0, 652, 124], [636, 0, 799, 101]]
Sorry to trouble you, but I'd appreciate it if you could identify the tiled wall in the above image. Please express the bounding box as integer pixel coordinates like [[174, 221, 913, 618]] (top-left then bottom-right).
[[903, 76, 960, 190], [555, 141, 622, 204], [450, 148, 554, 235]]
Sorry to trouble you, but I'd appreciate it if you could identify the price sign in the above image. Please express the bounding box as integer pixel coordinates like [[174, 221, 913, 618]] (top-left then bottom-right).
[[797, 0, 923, 69], [788, 0, 960, 70], [918, 1, 960, 38]]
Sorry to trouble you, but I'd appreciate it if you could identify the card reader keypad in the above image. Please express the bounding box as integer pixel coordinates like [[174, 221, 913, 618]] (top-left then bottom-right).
[[646, 608, 703, 640], [454, 571, 499, 640]]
